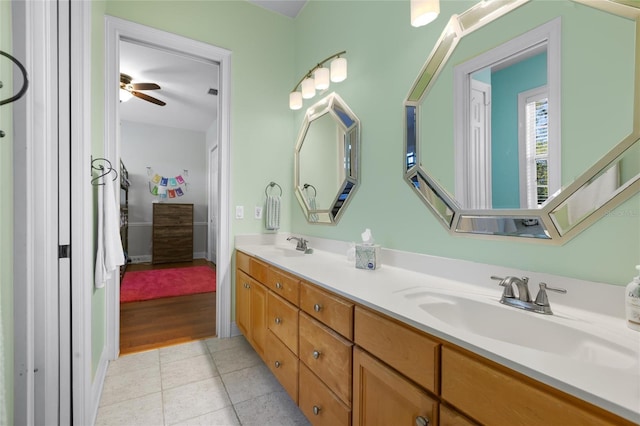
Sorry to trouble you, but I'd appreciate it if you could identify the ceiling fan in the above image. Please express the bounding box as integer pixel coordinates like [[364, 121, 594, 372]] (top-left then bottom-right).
[[120, 73, 166, 106]]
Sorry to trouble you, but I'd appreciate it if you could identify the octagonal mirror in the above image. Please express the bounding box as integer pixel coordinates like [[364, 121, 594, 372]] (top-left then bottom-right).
[[295, 93, 360, 224], [404, 0, 639, 244]]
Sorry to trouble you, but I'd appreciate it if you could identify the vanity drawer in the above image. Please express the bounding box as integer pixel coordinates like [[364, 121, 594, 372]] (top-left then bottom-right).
[[265, 330, 299, 404], [299, 362, 351, 426], [267, 292, 299, 355], [300, 281, 354, 340], [441, 346, 634, 426], [299, 312, 353, 406], [354, 306, 440, 394], [267, 267, 300, 306], [236, 250, 268, 283]]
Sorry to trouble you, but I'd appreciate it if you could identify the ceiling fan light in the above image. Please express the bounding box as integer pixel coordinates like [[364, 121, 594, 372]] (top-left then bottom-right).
[[330, 57, 347, 82], [120, 88, 133, 102], [411, 0, 440, 27], [314, 67, 330, 90], [289, 91, 303, 110], [301, 77, 316, 99]]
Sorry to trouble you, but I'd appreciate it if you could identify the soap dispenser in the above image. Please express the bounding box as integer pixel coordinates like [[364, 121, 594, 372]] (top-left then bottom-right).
[[626, 265, 640, 331]]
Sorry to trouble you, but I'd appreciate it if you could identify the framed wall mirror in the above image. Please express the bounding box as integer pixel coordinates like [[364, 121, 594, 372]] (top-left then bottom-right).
[[404, 0, 639, 244], [295, 93, 360, 224]]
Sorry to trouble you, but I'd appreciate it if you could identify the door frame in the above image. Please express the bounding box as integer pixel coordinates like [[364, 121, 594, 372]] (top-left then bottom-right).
[[104, 17, 233, 362]]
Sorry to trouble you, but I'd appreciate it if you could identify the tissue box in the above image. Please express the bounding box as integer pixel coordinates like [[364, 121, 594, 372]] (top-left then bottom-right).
[[355, 244, 381, 270]]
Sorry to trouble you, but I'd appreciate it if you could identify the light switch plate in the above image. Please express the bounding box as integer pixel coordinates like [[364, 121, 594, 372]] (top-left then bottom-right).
[[254, 206, 263, 219], [235, 205, 244, 219]]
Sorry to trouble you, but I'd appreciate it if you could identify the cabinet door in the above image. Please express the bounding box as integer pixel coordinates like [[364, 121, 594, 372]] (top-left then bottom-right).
[[235, 269, 251, 337], [250, 281, 268, 358], [353, 347, 438, 426]]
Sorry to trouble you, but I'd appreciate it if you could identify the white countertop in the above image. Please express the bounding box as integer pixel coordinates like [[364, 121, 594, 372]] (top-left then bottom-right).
[[235, 234, 640, 423]]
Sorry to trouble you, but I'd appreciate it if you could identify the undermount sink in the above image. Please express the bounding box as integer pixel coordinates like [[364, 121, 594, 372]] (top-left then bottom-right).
[[270, 246, 308, 257], [405, 290, 637, 369]]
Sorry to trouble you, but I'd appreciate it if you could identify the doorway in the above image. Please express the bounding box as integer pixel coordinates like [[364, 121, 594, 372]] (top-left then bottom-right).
[[105, 16, 233, 361]]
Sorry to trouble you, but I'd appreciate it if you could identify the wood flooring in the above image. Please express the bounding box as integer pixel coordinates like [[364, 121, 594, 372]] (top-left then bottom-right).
[[119, 259, 216, 355]]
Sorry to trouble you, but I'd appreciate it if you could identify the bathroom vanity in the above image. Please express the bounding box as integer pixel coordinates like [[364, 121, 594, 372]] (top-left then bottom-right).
[[234, 238, 639, 425]]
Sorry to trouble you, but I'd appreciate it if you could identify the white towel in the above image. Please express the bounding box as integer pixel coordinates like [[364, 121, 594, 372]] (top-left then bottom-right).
[[265, 195, 281, 230], [308, 195, 319, 223], [95, 174, 125, 288]]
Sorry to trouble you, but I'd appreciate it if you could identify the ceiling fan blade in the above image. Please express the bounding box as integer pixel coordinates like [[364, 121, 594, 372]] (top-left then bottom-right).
[[132, 91, 166, 106], [132, 82, 161, 91]]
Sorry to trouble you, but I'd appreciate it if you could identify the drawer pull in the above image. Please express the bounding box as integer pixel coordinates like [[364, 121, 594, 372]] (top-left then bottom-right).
[[312, 405, 321, 416], [244, 282, 250, 289], [415, 416, 429, 426], [276, 282, 282, 289], [274, 317, 282, 325], [314, 303, 322, 312], [274, 360, 281, 368], [312, 350, 321, 359]]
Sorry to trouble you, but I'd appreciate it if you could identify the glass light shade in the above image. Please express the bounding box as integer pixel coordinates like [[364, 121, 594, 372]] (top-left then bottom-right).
[[314, 67, 330, 90], [411, 0, 440, 27], [120, 88, 133, 102], [330, 57, 347, 82], [289, 91, 303, 110], [301, 77, 316, 99]]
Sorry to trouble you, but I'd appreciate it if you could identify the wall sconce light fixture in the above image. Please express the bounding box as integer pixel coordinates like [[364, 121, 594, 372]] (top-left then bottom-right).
[[411, 0, 440, 27], [289, 51, 347, 110]]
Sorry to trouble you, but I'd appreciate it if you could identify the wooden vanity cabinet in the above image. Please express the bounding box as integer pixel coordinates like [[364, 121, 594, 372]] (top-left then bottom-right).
[[235, 252, 269, 358], [353, 347, 439, 426], [235, 251, 635, 426], [441, 346, 636, 426]]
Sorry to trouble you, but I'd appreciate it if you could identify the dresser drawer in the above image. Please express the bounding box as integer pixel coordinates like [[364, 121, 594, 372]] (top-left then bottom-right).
[[299, 312, 353, 405], [152, 204, 193, 226], [265, 331, 298, 404], [267, 267, 300, 306], [267, 292, 299, 355], [300, 282, 353, 340], [354, 306, 440, 394], [299, 363, 351, 426]]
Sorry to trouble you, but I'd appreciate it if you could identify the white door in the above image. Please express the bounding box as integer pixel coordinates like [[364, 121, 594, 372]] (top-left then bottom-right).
[[208, 145, 219, 264], [465, 79, 492, 209]]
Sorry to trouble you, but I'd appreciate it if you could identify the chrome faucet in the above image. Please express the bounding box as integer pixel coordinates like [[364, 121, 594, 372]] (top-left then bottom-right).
[[491, 276, 566, 315], [287, 236, 310, 253]]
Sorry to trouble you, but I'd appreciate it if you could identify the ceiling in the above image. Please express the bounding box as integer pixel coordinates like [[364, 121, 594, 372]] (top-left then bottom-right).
[[119, 1, 306, 133]]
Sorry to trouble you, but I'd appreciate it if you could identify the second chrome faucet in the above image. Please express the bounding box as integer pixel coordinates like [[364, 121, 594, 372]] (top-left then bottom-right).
[[491, 275, 566, 315]]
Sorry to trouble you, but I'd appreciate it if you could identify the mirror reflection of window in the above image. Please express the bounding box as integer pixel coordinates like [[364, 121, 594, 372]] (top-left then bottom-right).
[[520, 88, 551, 208]]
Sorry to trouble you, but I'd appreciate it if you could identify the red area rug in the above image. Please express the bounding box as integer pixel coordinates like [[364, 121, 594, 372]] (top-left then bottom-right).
[[120, 266, 216, 303]]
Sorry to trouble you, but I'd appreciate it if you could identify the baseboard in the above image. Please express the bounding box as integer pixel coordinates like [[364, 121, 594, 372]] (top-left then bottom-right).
[[128, 255, 151, 264], [194, 252, 207, 259], [90, 348, 110, 424], [230, 321, 242, 337]]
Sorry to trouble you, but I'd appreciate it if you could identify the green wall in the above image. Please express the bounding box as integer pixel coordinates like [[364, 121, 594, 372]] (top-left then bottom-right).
[[1, 1, 14, 423], [291, 0, 639, 286]]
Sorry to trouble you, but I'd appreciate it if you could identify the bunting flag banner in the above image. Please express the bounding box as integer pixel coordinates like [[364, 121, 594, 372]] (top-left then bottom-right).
[[148, 169, 189, 199]]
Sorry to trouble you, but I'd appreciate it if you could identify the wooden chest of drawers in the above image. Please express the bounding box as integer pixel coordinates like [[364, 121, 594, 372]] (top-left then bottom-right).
[[152, 203, 193, 264]]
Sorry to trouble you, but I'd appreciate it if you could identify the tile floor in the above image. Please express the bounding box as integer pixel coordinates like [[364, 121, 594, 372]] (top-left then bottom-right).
[[95, 336, 311, 426]]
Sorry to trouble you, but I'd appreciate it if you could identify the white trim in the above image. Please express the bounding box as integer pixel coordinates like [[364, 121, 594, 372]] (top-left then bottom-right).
[[105, 16, 233, 362], [70, 1, 94, 424], [12, 0, 61, 423]]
